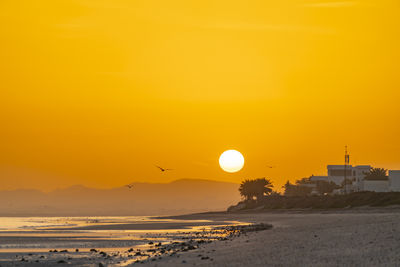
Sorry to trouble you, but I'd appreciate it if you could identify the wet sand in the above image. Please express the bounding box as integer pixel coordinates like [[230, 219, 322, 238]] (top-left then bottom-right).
[[47, 221, 237, 231], [0, 217, 253, 266]]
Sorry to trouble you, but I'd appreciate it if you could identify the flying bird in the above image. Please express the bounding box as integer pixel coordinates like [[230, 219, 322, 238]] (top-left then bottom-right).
[[266, 165, 276, 168], [125, 183, 134, 189], [155, 165, 173, 172]]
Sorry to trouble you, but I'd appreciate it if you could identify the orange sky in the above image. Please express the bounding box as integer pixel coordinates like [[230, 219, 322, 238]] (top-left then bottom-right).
[[1, 0, 399, 191]]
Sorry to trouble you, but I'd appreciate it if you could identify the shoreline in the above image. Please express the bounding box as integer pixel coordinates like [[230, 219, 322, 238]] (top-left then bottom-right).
[[159, 204, 400, 220], [0, 216, 258, 266], [2, 207, 400, 266]]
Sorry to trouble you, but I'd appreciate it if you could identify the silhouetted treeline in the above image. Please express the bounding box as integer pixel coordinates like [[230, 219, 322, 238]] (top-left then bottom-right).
[[228, 191, 400, 211], [283, 179, 339, 196]]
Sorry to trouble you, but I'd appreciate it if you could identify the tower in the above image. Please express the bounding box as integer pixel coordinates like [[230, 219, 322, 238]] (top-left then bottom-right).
[[344, 146, 350, 194]]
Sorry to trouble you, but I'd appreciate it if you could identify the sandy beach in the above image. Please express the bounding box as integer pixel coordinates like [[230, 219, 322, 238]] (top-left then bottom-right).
[[1, 208, 400, 266], [141, 208, 400, 267]]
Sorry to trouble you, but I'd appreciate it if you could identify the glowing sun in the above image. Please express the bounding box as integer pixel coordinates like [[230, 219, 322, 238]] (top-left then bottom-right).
[[219, 150, 245, 173]]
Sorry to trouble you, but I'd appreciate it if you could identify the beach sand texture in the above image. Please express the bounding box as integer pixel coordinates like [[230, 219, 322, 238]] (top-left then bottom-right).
[[142, 210, 400, 267]]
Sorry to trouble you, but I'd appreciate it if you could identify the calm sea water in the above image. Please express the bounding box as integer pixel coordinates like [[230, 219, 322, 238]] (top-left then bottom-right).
[[0, 216, 195, 252], [0, 216, 153, 231], [0, 216, 244, 266]]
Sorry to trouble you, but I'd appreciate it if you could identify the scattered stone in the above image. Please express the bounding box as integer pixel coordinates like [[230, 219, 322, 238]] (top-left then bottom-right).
[[85, 223, 272, 266]]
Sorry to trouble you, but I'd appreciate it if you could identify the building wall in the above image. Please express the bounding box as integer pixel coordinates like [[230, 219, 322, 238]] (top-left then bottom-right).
[[389, 170, 400, 192], [353, 165, 371, 191], [327, 165, 350, 186], [310, 175, 344, 186], [309, 176, 328, 182], [326, 165, 370, 190], [309, 165, 397, 193], [363, 180, 389, 192]]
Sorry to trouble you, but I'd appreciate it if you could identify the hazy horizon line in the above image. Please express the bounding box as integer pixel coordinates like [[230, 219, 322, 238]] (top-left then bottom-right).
[[0, 178, 240, 193]]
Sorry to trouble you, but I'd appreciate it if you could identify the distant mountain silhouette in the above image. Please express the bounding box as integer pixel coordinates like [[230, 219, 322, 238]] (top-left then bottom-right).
[[0, 179, 240, 216]]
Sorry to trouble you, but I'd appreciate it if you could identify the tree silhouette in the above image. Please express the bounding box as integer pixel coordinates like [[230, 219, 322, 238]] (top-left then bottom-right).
[[364, 167, 388, 181], [239, 178, 273, 202], [283, 180, 312, 196], [315, 180, 338, 195]]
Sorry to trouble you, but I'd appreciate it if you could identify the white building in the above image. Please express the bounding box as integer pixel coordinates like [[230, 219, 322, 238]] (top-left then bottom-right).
[[310, 165, 400, 193], [310, 165, 371, 192], [389, 171, 400, 191], [363, 180, 389, 192]]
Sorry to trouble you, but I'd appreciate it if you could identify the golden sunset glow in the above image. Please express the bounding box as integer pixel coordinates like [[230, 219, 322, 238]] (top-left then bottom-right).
[[0, 0, 399, 191]]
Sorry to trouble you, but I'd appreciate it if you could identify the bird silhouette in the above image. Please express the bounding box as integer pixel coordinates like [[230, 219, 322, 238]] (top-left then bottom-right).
[[266, 165, 276, 168], [155, 165, 173, 172], [125, 183, 134, 189]]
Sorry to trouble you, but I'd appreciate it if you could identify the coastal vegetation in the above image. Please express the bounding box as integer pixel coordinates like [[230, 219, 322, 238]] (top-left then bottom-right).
[[228, 191, 400, 211], [229, 168, 399, 211], [283, 179, 339, 196], [239, 178, 273, 202], [364, 167, 388, 181]]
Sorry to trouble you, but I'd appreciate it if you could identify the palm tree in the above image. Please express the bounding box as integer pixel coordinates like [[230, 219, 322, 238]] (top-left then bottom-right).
[[364, 167, 388, 181], [239, 179, 254, 201], [239, 178, 273, 202]]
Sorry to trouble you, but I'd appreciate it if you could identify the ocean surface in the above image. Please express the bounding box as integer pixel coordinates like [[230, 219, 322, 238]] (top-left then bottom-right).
[[0, 216, 245, 266], [0, 216, 236, 253]]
